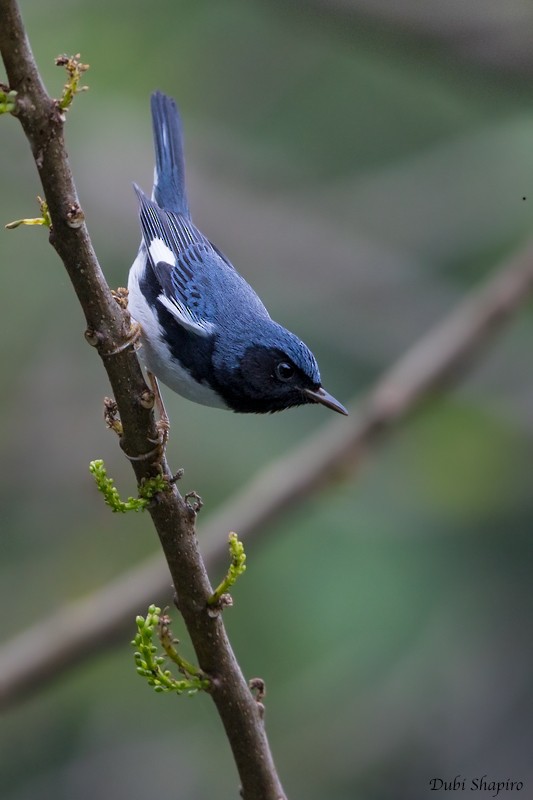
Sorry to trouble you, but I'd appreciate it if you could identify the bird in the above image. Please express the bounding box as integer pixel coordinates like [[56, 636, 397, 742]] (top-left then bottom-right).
[[128, 91, 348, 417]]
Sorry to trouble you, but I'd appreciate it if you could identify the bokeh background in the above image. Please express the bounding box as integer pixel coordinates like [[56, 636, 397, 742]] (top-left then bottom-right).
[[2, 1, 533, 798]]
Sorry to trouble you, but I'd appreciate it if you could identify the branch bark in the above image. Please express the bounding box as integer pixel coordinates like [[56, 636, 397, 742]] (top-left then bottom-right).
[[2, 234, 533, 710], [0, 3, 286, 798]]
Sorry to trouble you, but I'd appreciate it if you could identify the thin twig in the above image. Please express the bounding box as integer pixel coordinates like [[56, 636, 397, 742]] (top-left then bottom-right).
[[0, 3, 286, 798], [1, 238, 533, 709]]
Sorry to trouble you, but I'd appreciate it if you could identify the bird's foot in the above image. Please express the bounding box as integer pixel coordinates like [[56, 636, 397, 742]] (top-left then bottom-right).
[[146, 371, 170, 456], [155, 417, 170, 450]]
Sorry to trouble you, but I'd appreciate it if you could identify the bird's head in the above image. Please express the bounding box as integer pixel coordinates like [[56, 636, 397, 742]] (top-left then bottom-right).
[[214, 323, 348, 415]]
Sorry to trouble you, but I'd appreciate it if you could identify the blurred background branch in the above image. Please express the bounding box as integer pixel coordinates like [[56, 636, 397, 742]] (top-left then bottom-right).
[[302, 0, 533, 72], [1, 239, 532, 709]]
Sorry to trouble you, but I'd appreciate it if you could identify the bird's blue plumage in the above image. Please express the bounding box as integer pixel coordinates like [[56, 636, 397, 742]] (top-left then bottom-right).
[[151, 91, 190, 216], [127, 92, 348, 416]]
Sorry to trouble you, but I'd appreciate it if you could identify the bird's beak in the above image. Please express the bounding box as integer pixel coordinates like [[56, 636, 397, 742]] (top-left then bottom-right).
[[304, 386, 348, 416]]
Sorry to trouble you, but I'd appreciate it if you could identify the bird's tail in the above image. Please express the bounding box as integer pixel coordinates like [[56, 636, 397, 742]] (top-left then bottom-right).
[[150, 91, 190, 217]]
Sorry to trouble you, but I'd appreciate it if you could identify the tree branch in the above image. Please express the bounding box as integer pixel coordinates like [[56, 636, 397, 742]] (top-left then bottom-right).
[[1, 236, 533, 710], [0, 3, 286, 798]]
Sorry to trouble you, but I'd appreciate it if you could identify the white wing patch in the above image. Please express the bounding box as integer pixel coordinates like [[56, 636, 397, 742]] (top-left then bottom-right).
[[158, 294, 215, 337], [149, 237, 176, 268]]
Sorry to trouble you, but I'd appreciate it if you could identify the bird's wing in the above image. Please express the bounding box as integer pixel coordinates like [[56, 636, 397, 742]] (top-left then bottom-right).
[[135, 186, 216, 337]]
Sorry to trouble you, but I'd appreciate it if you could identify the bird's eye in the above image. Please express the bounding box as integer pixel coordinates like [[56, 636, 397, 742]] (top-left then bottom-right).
[[275, 361, 295, 381]]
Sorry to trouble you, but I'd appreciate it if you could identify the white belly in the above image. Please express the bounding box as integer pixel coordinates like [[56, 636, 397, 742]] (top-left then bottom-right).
[[127, 250, 228, 409]]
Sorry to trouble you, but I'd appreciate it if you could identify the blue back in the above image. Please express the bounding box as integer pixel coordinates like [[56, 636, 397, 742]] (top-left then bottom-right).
[[151, 91, 190, 218]]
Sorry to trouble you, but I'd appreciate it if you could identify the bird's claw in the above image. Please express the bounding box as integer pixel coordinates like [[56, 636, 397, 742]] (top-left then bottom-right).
[[147, 417, 170, 452], [100, 321, 141, 357]]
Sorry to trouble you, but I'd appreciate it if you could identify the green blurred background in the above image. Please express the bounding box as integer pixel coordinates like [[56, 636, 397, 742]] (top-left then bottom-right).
[[2, 1, 533, 798]]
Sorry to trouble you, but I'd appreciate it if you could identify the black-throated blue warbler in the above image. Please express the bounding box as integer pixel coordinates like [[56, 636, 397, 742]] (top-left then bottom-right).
[[128, 92, 347, 416]]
